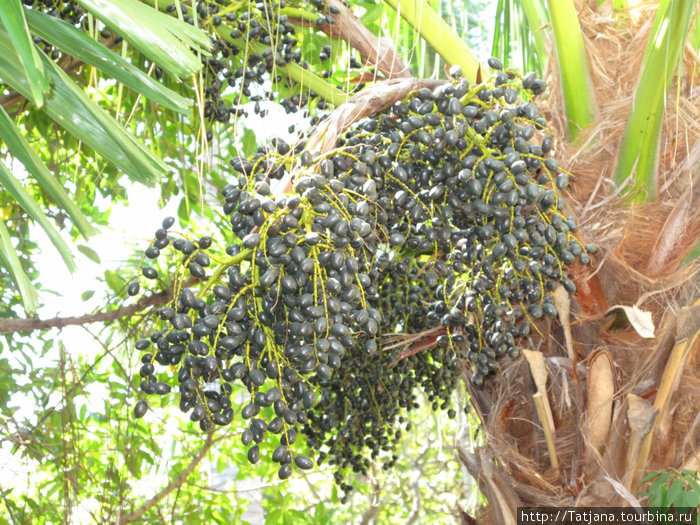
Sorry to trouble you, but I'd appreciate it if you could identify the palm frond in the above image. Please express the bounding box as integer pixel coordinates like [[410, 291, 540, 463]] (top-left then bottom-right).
[[75, 0, 211, 79], [0, 0, 50, 107], [614, 0, 695, 201], [385, 0, 484, 80], [0, 106, 96, 239], [0, 161, 76, 272], [25, 8, 191, 113], [0, 218, 38, 315], [547, 0, 597, 139]]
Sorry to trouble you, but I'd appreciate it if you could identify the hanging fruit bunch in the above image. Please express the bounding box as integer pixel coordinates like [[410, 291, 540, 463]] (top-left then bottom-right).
[[21, 0, 348, 125], [184, 0, 341, 124], [129, 60, 593, 498]]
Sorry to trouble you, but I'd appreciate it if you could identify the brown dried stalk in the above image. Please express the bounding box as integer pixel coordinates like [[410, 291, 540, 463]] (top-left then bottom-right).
[[306, 77, 445, 155], [288, 0, 411, 81]]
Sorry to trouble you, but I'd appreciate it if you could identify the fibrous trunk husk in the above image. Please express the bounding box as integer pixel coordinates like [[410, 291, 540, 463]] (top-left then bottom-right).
[[461, 0, 700, 512]]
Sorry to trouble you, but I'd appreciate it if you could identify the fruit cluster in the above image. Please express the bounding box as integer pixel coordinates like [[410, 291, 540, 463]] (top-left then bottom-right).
[[22, 0, 86, 26], [19, 0, 342, 124], [175, 0, 347, 126], [130, 62, 592, 495]]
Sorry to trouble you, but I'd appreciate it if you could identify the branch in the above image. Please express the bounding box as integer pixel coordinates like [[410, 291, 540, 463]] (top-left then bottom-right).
[[287, 0, 411, 80], [0, 483, 19, 525], [305, 77, 446, 155], [405, 462, 422, 524], [0, 287, 173, 334], [359, 479, 381, 525], [119, 433, 215, 524]]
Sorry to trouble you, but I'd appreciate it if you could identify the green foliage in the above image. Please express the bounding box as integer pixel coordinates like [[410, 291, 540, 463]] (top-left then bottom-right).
[[613, 0, 695, 201], [1, 1, 698, 524], [0, 0, 51, 108], [642, 469, 700, 519]]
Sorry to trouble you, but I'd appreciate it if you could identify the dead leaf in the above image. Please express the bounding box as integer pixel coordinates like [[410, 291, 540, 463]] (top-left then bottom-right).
[[553, 285, 574, 360], [586, 349, 615, 457], [603, 476, 643, 507], [603, 305, 655, 338]]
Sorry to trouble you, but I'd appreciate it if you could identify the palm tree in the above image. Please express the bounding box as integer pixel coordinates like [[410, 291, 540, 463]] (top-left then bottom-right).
[[1, 0, 698, 521]]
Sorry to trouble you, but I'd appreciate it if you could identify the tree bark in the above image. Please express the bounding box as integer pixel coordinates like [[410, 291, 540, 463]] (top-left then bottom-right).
[[0, 287, 173, 334]]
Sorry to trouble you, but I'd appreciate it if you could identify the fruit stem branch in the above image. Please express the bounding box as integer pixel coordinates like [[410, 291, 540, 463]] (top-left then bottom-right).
[[199, 247, 254, 297], [280, 7, 317, 24]]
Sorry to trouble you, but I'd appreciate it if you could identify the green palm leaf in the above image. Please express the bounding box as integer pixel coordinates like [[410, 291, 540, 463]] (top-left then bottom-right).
[[0, 0, 50, 108], [547, 0, 597, 139], [0, 218, 39, 315], [75, 0, 211, 79], [0, 161, 76, 273], [385, 0, 484, 81], [0, 31, 167, 187], [614, 0, 694, 201], [25, 8, 191, 113], [0, 106, 97, 239]]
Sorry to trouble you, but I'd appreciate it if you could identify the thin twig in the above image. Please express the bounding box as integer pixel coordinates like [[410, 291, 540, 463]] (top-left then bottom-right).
[[118, 432, 215, 524], [359, 479, 381, 525], [0, 484, 19, 525], [405, 456, 425, 524]]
